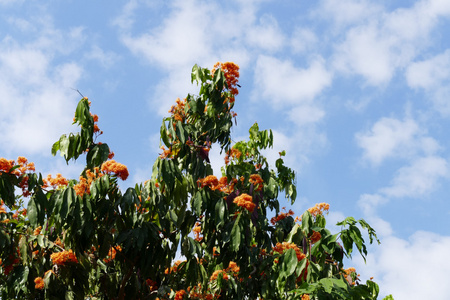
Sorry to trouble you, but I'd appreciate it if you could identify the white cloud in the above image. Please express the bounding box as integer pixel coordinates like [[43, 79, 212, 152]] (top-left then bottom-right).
[[406, 49, 450, 114], [0, 0, 23, 5], [253, 55, 332, 106], [245, 14, 286, 52], [356, 231, 450, 299], [120, 1, 214, 70], [381, 156, 448, 198], [0, 17, 85, 157], [356, 117, 440, 166], [84, 45, 120, 69], [330, 0, 450, 86], [406, 49, 450, 89], [358, 193, 388, 216], [115, 0, 258, 115], [317, 0, 382, 27], [333, 23, 396, 86], [290, 27, 318, 54], [288, 104, 325, 126]]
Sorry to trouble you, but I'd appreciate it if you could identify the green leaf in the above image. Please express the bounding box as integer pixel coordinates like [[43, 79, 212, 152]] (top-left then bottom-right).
[[51, 140, 60, 156], [215, 199, 225, 226], [176, 121, 186, 144], [281, 248, 298, 277], [301, 210, 313, 235], [230, 213, 241, 252], [86, 143, 110, 168], [27, 196, 39, 227], [160, 120, 170, 147]]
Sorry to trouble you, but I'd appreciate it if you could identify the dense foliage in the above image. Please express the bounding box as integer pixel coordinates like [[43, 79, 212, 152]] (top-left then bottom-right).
[[0, 63, 392, 299]]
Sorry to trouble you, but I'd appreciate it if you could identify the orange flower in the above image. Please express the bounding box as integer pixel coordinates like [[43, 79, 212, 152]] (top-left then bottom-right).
[[34, 277, 44, 290], [271, 208, 294, 225], [210, 269, 229, 281], [101, 160, 129, 180], [43, 173, 69, 189], [272, 242, 306, 262], [212, 62, 240, 101], [307, 203, 330, 217], [145, 279, 158, 291], [224, 148, 242, 165], [103, 246, 122, 263], [226, 261, 240, 274], [50, 250, 78, 265], [249, 174, 263, 191], [73, 177, 88, 196], [309, 231, 322, 244], [297, 203, 330, 222], [197, 175, 219, 190], [301, 295, 310, 300], [0, 158, 14, 173], [193, 223, 203, 242], [343, 267, 359, 285], [233, 193, 256, 213], [165, 260, 183, 274], [175, 289, 187, 300], [159, 146, 173, 159], [34, 226, 42, 235]]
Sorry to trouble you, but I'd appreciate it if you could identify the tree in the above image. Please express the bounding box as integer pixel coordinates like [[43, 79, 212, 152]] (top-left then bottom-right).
[[0, 62, 391, 299]]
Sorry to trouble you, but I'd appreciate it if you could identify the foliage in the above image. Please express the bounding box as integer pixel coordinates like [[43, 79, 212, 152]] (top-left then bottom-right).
[[0, 63, 392, 299]]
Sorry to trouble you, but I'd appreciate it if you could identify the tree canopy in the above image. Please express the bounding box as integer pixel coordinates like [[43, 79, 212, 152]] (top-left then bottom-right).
[[0, 62, 392, 299]]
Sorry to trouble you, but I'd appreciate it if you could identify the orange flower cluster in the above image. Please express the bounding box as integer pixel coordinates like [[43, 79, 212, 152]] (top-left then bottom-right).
[[272, 242, 306, 262], [301, 294, 310, 300], [249, 174, 263, 191], [197, 175, 219, 190], [34, 277, 44, 290], [270, 208, 294, 225], [309, 231, 322, 244], [0, 202, 6, 214], [165, 260, 183, 274], [73, 167, 104, 196], [233, 193, 256, 213], [210, 269, 229, 281], [42, 173, 69, 189], [145, 279, 158, 291], [226, 261, 240, 274], [175, 289, 187, 300], [343, 267, 360, 286], [159, 146, 173, 159], [1, 251, 20, 275], [224, 148, 242, 165], [101, 160, 129, 180], [54, 237, 64, 249], [50, 250, 78, 265], [0, 157, 35, 197], [168, 98, 188, 124], [212, 62, 240, 101], [89, 113, 103, 135], [308, 202, 330, 217], [0, 158, 14, 173], [34, 226, 42, 236], [193, 223, 203, 242], [197, 175, 237, 194], [296, 203, 330, 222], [187, 284, 218, 300], [103, 245, 122, 263]]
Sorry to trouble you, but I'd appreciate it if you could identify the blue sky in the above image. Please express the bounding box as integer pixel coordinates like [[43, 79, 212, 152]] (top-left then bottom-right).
[[1, 0, 450, 298]]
